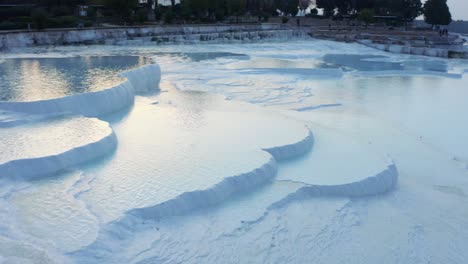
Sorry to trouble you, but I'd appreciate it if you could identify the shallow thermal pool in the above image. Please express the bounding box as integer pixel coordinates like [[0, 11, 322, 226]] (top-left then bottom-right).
[[0, 55, 151, 101], [0, 39, 468, 264]]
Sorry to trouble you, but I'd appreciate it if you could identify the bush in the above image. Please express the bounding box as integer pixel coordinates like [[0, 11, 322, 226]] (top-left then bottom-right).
[[136, 9, 148, 24], [87, 7, 97, 18], [47, 16, 78, 28], [51, 6, 72, 17], [215, 9, 225, 21], [17, 16, 32, 23], [332, 13, 344, 21], [84, 21, 93, 27], [59, 16, 78, 26], [0, 16, 32, 30], [164, 9, 175, 24], [281, 16, 289, 24], [306, 14, 324, 18], [261, 12, 270, 22], [154, 7, 163, 21], [0, 6, 32, 19], [180, 1, 192, 21], [101, 9, 113, 17], [31, 8, 49, 30], [0, 21, 19, 30], [58, 16, 78, 27], [358, 8, 375, 26]]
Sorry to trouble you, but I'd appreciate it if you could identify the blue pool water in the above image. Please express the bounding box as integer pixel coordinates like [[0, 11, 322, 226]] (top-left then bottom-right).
[[0, 55, 151, 102]]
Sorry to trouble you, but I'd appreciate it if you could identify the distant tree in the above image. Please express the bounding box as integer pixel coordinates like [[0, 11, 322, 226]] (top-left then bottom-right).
[[262, 0, 278, 14], [396, 0, 422, 20], [358, 8, 374, 27], [354, 0, 375, 11], [316, 0, 335, 17], [246, 0, 258, 14], [50, 5, 72, 16], [180, 0, 193, 20], [423, 0, 451, 27], [136, 8, 148, 23], [178, 0, 231, 21], [227, 0, 246, 22], [105, 0, 138, 22], [37, 0, 84, 8], [275, 0, 298, 16], [192, 0, 211, 19], [146, 0, 156, 21], [374, 0, 391, 15], [334, 0, 351, 15], [298, 0, 311, 11], [245, 0, 271, 20], [164, 8, 175, 23], [205, 0, 223, 20], [379, 0, 421, 29], [31, 8, 49, 30]]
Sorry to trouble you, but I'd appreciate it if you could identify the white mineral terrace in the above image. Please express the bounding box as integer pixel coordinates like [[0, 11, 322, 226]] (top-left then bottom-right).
[[0, 39, 467, 264]]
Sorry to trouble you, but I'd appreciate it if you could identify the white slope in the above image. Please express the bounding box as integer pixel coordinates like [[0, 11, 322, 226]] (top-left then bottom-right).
[[126, 41, 466, 263], [1, 39, 467, 263], [76, 82, 312, 224], [277, 125, 392, 186], [5, 82, 315, 258], [8, 171, 99, 254], [0, 64, 161, 117], [70, 85, 398, 264], [0, 117, 116, 180]]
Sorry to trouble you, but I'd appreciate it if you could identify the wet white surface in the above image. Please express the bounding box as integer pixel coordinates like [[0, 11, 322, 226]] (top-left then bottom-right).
[[0, 39, 467, 263]]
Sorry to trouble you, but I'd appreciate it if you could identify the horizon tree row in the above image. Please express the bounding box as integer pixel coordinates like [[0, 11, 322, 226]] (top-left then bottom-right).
[[162, 0, 303, 22], [0, 0, 452, 29], [316, 0, 451, 26]]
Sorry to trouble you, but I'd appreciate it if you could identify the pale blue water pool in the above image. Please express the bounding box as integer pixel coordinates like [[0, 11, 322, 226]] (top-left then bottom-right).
[[0, 55, 151, 102], [1, 40, 468, 264]]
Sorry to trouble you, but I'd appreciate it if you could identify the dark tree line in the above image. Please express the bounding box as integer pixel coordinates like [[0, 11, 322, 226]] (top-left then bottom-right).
[[423, 0, 451, 27], [155, 0, 282, 23], [2, 0, 452, 29], [316, 0, 423, 22], [315, 0, 452, 26]]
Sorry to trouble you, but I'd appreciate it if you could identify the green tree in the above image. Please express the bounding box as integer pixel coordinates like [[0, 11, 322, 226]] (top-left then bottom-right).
[[374, 0, 391, 14], [299, 0, 311, 11], [390, 0, 422, 20], [396, 0, 422, 30], [146, 0, 156, 21], [354, 0, 375, 11], [423, 0, 451, 27], [37, 0, 85, 9], [105, 0, 138, 23], [136, 8, 148, 23], [180, 0, 193, 20], [227, 0, 246, 22], [189, 0, 210, 19], [275, 0, 298, 16], [246, 0, 275, 15], [334, 0, 351, 15], [164, 8, 175, 23], [316, 0, 335, 17], [31, 8, 49, 30], [358, 8, 374, 27]]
